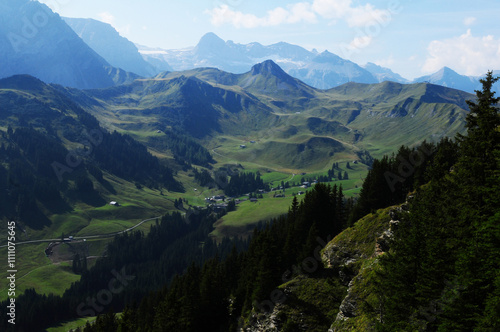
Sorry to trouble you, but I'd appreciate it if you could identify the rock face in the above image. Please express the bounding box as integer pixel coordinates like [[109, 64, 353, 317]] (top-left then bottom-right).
[[64, 18, 157, 77], [0, 1, 130, 89], [328, 200, 412, 331], [240, 202, 413, 332], [241, 305, 282, 332]]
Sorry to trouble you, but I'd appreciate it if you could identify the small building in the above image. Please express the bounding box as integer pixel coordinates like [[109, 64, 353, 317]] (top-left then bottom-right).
[[240, 145, 246, 149], [110, 201, 120, 206], [303, 182, 310, 187], [250, 198, 258, 203], [250, 141, 256, 143], [156, 130, 162, 133], [298, 191, 305, 195], [212, 203, 228, 212]]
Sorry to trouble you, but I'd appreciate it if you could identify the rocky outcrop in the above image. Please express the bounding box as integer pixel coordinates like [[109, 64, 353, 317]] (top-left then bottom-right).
[[329, 199, 413, 331], [241, 305, 283, 332], [374, 199, 412, 256], [243, 200, 414, 332]]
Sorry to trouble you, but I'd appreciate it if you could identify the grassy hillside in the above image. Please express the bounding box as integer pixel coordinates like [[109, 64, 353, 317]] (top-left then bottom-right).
[[68, 60, 471, 171]]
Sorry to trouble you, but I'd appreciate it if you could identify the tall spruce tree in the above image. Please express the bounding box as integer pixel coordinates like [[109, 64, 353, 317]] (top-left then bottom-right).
[[376, 72, 500, 331], [439, 71, 500, 330]]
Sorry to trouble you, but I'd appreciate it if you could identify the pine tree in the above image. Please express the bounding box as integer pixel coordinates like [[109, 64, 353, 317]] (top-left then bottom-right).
[[439, 72, 500, 330]]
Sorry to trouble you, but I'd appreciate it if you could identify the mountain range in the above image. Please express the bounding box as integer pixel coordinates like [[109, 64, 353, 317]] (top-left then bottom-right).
[[137, 32, 390, 89], [59, 59, 472, 169], [138, 33, 500, 94], [0, 60, 473, 232], [0, 0, 497, 94]]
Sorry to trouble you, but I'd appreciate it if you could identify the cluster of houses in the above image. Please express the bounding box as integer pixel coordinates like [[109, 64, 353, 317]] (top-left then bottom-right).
[[300, 180, 318, 189]]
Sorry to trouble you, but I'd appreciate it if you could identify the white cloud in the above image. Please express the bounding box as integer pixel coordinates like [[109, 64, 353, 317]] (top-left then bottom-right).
[[312, 0, 351, 20], [207, 3, 316, 28], [288, 2, 318, 24], [207, 0, 392, 29], [98, 12, 115, 26], [345, 4, 392, 28], [422, 30, 500, 76], [374, 55, 395, 67], [464, 17, 476, 26], [350, 35, 373, 49]]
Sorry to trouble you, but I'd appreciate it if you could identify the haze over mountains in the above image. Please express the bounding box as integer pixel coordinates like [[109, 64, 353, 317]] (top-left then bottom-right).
[[138, 32, 500, 94], [63, 17, 157, 78], [0, 1, 496, 95], [0, 0, 139, 89], [1, 0, 497, 94]]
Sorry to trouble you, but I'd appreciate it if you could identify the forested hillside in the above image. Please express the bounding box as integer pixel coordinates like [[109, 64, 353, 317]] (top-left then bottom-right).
[[0, 72, 497, 331], [53, 73, 498, 331], [374, 72, 500, 331], [0, 75, 182, 227]]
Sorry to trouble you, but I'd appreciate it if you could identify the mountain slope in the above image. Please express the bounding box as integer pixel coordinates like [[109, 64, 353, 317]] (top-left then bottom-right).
[[0, 74, 181, 227], [287, 51, 378, 89], [0, 0, 135, 89], [64, 17, 157, 77], [64, 60, 472, 171], [413, 66, 500, 95], [414, 67, 478, 92], [363, 62, 409, 83]]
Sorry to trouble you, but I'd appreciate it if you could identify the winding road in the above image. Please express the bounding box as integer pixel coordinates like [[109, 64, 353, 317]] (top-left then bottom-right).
[[0, 216, 161, 248]]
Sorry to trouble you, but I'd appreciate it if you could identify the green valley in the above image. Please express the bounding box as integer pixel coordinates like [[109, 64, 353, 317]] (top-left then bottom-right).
[[0, 61, 478, 331]]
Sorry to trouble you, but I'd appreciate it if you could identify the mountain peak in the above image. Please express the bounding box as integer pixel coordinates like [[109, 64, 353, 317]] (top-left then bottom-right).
[[431, 67, 461, 80], [250, 60, 287, 77], [313, 51, 342, 63], [196, 32, 226, 50]]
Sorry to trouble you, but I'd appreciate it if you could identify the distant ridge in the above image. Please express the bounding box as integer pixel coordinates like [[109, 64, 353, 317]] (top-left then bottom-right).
[[138, 32, 379, 89]]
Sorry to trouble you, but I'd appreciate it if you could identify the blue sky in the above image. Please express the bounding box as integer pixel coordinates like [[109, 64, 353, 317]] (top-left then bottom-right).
[[39, 0, 500, 80]]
